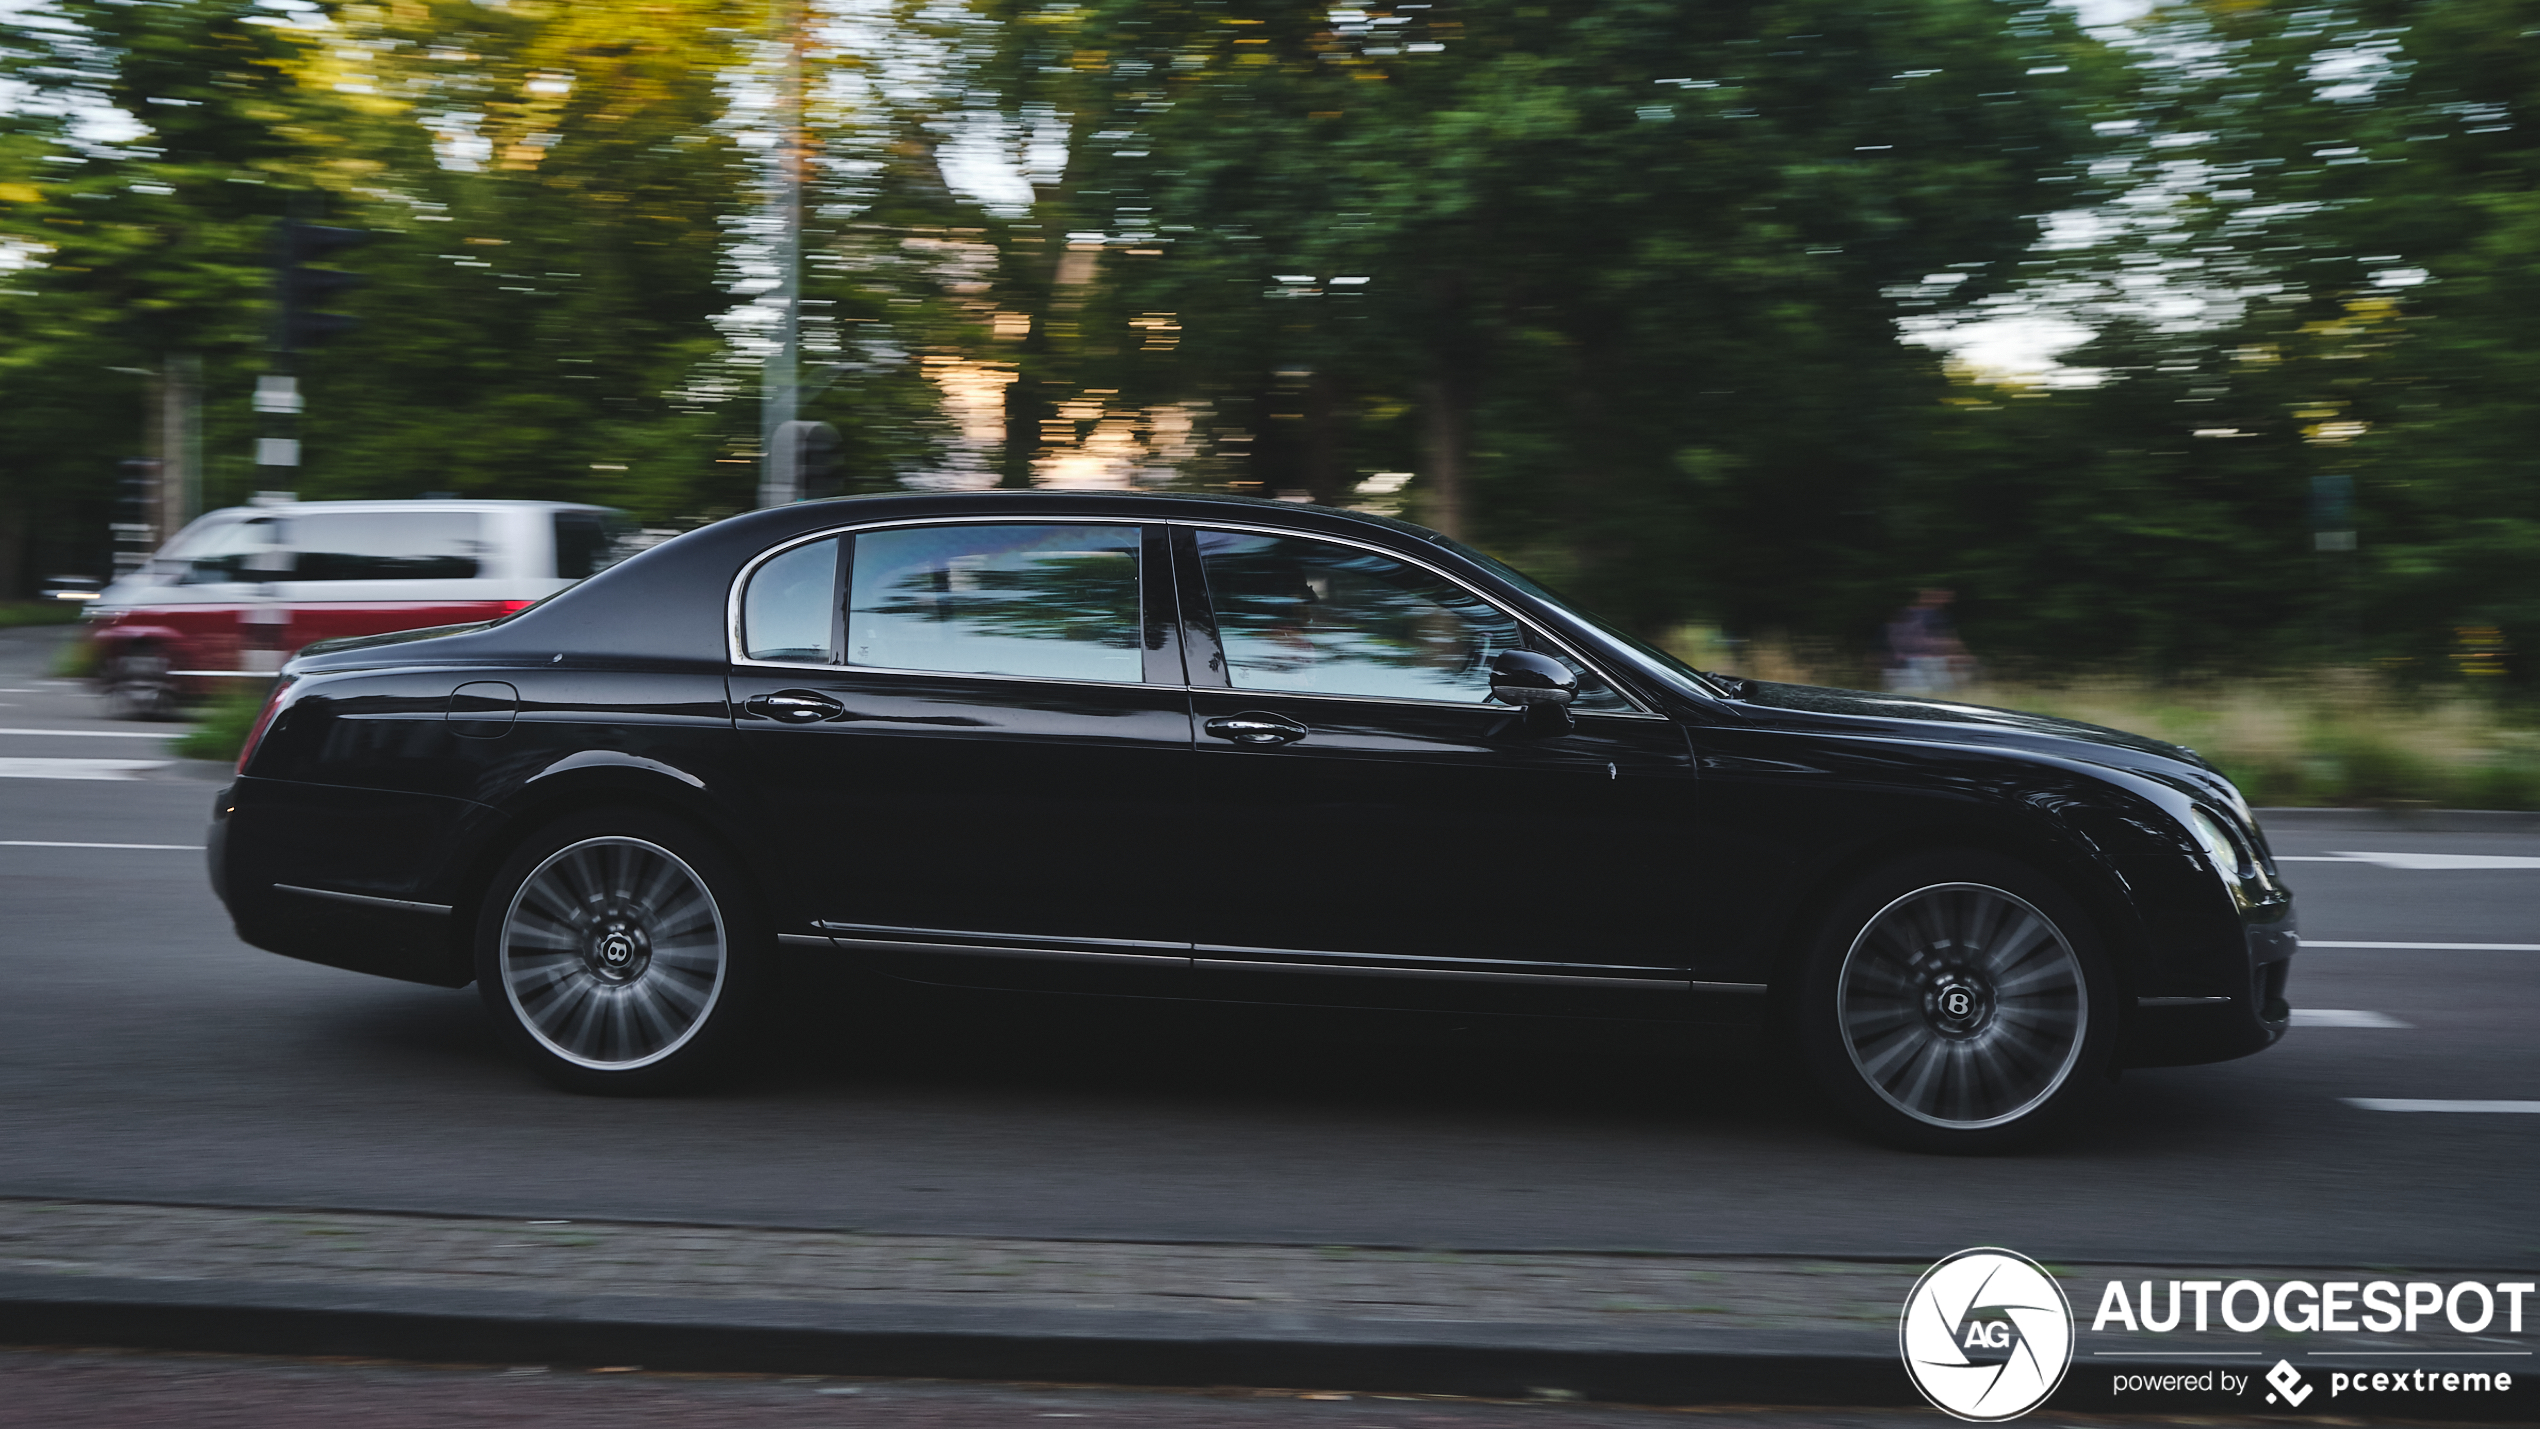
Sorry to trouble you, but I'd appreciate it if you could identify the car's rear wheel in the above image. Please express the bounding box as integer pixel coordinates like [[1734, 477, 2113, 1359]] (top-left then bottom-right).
[[474, 808, 764, 1094], [99, 645, 178, 721], [1794, 851, 2114, 1152]]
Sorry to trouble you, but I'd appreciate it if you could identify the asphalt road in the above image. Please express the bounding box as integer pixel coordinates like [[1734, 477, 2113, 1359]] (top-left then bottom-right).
[[1, 625, 2533, 1270], [0, 1347, 1996, 1429]]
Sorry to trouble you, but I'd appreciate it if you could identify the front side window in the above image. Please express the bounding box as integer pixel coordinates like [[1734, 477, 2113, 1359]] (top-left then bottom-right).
[[1195, 530, 1629, 710], [177, 517, 286, 584]]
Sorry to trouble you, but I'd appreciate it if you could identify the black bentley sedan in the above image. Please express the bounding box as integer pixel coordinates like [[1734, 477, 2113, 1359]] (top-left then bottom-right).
[[210, 491, 2295, 1149]]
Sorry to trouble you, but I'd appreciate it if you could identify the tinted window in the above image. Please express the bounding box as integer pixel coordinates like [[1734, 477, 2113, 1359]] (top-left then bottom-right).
[[1196, 530, 1630, 710], [553, 509, 634, 580], [742, 537, 841, 663], [177, 517, 286, 584], [847, 524, 1142, 683], [288, 511, 485, 582]]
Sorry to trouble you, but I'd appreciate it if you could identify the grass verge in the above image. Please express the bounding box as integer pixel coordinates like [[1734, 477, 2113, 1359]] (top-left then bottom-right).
[[170, 684, 269, 764], [0, 601, 87, 629], [1668, 632, 2540, 810]]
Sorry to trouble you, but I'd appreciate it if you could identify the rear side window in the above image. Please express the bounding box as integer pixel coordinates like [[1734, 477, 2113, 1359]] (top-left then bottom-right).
[[737, 524, 1145, 681], [287, 511, 486, 582], [848, 524, 1143, 682], [741, 537, 842, 663], [553, 509, 634, 579]]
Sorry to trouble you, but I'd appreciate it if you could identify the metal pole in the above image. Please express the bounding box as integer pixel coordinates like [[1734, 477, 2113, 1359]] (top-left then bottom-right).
[[162, 353, 202, 533], [757, 0, 803, 508]]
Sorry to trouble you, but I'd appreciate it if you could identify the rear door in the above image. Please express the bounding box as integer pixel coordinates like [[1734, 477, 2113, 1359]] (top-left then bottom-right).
[[724, 519, 1194, 994]]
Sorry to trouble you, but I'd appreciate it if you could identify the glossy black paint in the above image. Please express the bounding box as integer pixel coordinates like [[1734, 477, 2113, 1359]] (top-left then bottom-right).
[[214, 490, 2294, 1068]]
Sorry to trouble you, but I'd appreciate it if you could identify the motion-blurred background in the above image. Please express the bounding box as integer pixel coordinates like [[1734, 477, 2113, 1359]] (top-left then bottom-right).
[[4, 0, 2535, 804]]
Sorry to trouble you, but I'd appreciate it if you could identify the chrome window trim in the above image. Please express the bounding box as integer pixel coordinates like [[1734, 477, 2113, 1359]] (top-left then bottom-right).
[[724, 513, 1660, 717]]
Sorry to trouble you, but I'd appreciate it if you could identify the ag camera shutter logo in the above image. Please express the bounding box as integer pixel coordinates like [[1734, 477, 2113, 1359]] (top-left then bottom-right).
[[1901, 1248, 2076, 1421]]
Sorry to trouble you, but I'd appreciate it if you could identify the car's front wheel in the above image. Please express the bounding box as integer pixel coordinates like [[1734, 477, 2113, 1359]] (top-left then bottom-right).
[[1794, 851, 2114, 1152], [474, 808, 764, 1094]]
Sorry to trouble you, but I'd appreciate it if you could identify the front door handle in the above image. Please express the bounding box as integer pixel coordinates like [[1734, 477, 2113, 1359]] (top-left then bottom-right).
[[746, 689, 848, 724], [1205, 712, 1309, 746]]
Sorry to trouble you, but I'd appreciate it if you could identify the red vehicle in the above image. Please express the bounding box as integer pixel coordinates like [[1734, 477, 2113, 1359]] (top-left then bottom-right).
[[87, 499, 630, 719]]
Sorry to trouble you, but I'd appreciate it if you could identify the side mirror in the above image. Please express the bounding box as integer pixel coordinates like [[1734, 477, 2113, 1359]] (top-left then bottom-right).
[[1489, 650, 1578, 708]]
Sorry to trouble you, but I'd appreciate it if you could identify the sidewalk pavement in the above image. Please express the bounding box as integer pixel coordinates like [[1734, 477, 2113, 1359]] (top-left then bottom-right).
[[2, 1198, 2528, 1417]]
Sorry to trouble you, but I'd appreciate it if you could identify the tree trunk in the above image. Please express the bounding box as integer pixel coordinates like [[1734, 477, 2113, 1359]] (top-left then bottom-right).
[[1418, 375, 1470, 540], [1303, 371, 1350, 508]]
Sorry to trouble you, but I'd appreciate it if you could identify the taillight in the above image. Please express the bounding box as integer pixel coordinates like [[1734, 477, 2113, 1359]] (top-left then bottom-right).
[[237, 675, 298, 774]]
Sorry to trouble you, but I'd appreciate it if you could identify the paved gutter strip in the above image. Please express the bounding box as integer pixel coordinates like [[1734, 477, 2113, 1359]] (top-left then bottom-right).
[[1, 1201, 2531, 1418]]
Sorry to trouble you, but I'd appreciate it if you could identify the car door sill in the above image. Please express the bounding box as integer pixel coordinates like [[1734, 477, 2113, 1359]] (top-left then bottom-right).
[[273, 883, 452, 916], [803, 922, 1762, 991], [1193, 957, 1696, 991], [815, 920, 1185, 952]]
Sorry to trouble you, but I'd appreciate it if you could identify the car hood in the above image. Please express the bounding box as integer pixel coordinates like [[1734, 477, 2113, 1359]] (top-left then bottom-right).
[[1724, 679, 2239, 800]]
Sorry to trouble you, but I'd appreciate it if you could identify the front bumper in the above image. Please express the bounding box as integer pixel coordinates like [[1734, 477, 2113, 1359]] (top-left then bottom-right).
[[2121, 907, 2297, 1068]]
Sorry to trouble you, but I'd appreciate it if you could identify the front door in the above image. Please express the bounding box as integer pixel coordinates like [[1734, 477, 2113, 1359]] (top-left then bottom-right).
[[1175, 526, 1698, 1014], [725, 520, 1193, 995]]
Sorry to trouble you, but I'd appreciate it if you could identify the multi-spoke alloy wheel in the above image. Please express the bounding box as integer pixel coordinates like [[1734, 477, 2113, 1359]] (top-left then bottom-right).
[[1837, 883, 2086, 1130], [477, 811, 762, 1093], [500, 837, 726, 1070], [1797, 852, 2112, 1151]]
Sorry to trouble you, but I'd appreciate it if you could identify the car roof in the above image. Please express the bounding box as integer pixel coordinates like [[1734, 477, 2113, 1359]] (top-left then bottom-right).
[[200, 499, 620, 518]]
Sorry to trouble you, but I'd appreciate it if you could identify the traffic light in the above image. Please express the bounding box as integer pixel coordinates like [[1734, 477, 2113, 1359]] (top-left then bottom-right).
[[275, 220, 373, 352]]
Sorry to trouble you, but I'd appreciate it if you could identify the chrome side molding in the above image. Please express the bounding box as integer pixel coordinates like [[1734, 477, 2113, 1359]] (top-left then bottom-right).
[[273, 883, 451, 916]]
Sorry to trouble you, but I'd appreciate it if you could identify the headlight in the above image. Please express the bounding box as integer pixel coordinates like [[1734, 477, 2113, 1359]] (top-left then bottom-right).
[[2186, 806, 2252, 884]]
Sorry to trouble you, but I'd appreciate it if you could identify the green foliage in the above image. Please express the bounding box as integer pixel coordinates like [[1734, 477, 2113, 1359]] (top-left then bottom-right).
[[4, 0, 2539, 712], [0, 601, 84, 627], [170, 678, 264, 762]]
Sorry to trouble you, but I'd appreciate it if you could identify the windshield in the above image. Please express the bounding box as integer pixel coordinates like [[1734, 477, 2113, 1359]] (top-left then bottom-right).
[[1425, 535, 1734, 700]]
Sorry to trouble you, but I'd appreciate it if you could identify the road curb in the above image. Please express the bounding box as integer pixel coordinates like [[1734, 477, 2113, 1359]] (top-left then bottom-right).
[[2258, 806, 2540, 833], [2, 1277, 2531, 1420]]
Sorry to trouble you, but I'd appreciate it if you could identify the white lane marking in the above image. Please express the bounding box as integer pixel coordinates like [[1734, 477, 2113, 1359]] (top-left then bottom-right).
[[0, 758, 167, 781], [2344, 1099, 2540, 1114], [2292, 1008, 2412, 1028], [2301, 940, 2540, 951], [0, 840, 204, 850], [2342, 851, 2540, 870], [0, 727, 179, 740], [2278, 852, 2540, 869], [0, 689, 47, 693]]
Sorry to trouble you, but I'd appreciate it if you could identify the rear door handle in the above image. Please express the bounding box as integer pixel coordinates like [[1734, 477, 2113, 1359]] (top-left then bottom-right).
[[746, 690, 848, 724], [1204, 712, 1309, 746]]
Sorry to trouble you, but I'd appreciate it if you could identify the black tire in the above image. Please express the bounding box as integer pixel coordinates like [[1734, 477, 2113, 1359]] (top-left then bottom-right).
[[1792, 849, 2115, 1153], [99, 645, 179, 721], [473, 807, 766, 1095]]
